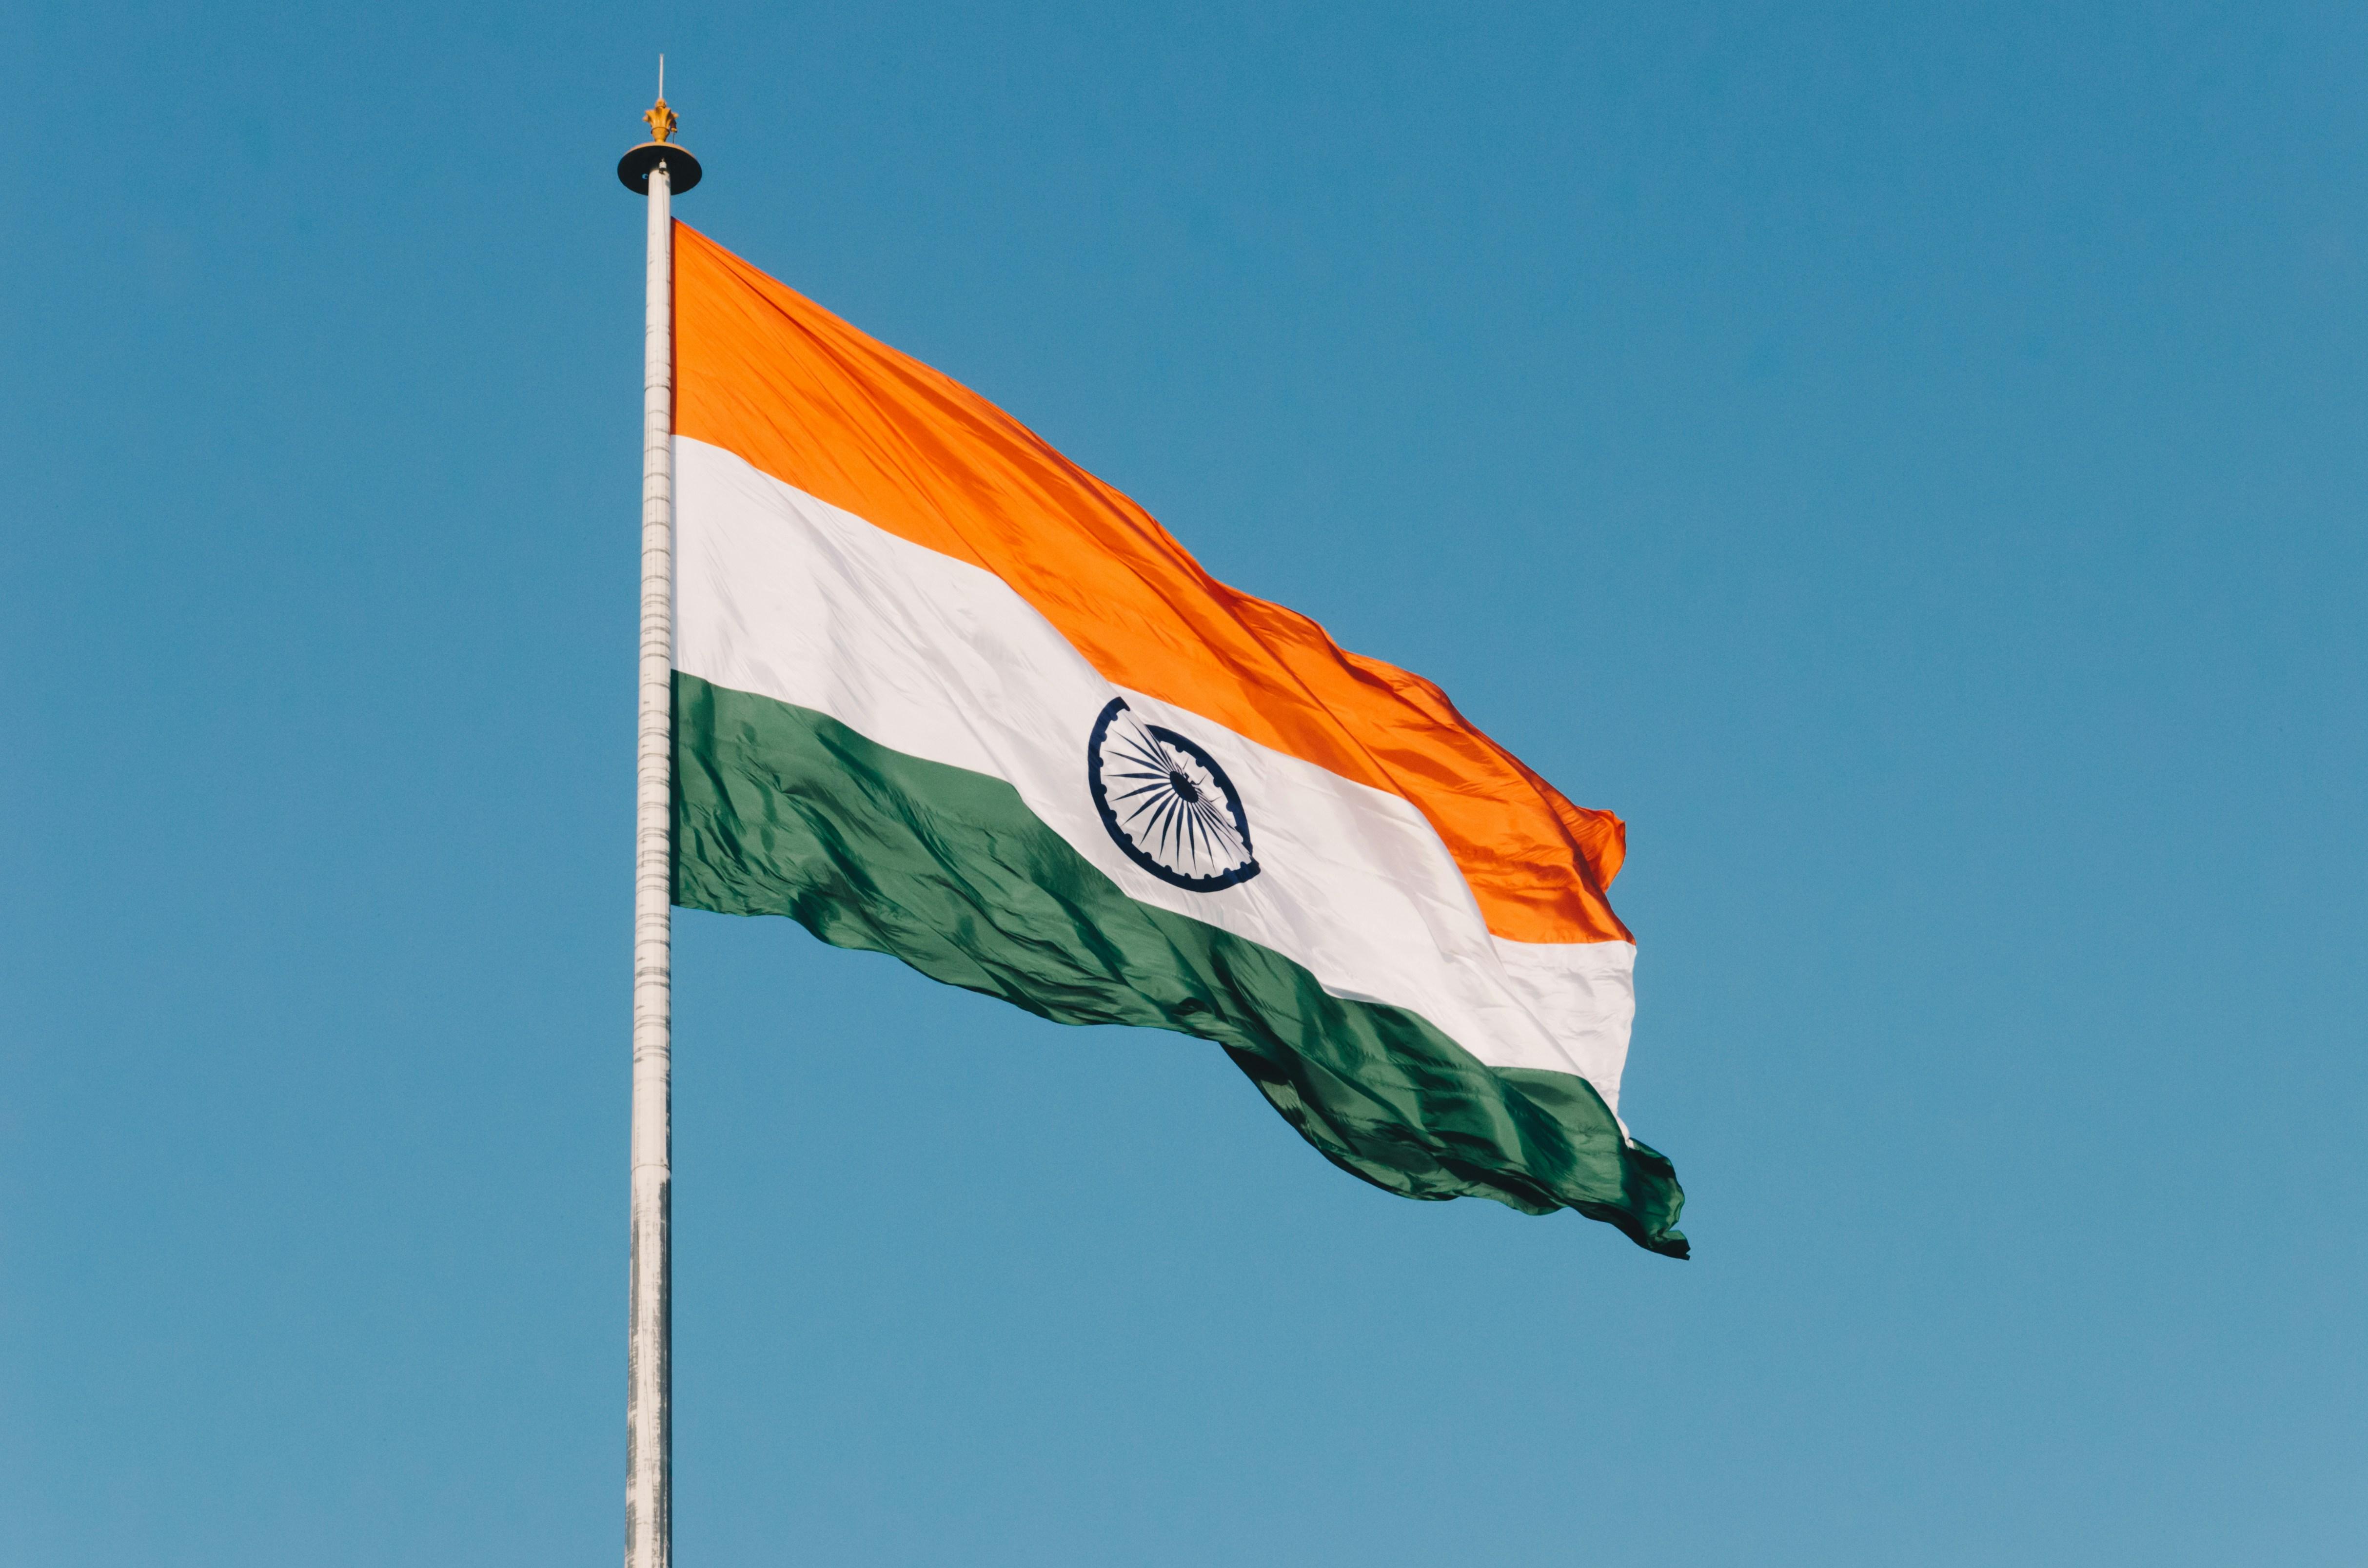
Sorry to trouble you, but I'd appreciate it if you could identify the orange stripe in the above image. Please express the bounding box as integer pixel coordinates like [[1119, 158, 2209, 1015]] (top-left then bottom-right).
[[674, 223, 1631, 946]]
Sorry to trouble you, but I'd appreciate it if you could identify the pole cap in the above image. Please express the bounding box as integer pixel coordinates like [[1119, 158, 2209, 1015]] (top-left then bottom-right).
[[619, 95, 701, 194], [618, 141, 702, 194]]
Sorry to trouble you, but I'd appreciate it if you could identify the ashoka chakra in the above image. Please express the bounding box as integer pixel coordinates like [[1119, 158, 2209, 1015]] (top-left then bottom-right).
[[1086, 698, 1261, 892]]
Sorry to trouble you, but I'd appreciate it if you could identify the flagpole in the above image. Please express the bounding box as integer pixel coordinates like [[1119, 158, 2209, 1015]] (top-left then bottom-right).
[[618, 86, 699, 1568]]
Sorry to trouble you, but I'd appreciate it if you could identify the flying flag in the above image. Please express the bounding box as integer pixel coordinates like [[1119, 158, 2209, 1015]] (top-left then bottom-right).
[[669, 224, 1687, 1256]]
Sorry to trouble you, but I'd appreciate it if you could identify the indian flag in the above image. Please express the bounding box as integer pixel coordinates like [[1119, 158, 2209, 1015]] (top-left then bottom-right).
[[670, 224, 1688, 1257]]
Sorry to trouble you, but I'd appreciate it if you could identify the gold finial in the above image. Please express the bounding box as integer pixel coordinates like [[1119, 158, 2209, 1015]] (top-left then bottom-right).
[[618, 54, 701, 195], [642, 55, 677, 143]]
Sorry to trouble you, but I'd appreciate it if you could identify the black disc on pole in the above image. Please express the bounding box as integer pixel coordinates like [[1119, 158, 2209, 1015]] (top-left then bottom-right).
[[618, 142, 702, 195]]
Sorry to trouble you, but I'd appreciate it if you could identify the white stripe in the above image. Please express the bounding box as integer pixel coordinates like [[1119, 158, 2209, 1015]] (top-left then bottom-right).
[[673, 437, 1636, 1111]]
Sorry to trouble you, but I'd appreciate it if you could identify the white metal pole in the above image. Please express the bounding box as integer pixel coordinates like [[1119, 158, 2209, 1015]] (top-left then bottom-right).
[[626, 155, 675, 1568]]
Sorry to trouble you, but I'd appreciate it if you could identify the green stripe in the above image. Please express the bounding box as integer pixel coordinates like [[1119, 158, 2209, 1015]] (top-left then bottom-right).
[[672, 672, 1687, 1257]]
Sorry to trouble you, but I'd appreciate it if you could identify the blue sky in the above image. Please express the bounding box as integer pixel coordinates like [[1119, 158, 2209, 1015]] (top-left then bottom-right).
[[4, 3, 2363, 1564]]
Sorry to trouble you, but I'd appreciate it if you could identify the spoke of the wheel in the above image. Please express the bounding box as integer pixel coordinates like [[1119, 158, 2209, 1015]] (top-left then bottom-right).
[[1193, 800, 1234, 857], [1115, 732, 1168, 773]]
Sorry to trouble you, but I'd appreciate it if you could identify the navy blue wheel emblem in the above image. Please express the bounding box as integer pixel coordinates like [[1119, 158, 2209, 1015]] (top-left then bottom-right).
[[1086, 697, 1261, 891]]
